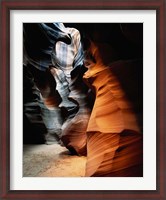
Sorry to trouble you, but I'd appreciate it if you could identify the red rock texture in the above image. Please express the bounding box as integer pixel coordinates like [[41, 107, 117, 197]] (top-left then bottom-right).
[[83, 42, 143, 177]]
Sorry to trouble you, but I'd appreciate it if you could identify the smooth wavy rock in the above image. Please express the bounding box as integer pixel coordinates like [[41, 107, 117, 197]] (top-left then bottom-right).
[[49, 26, 91, 155], [85, 131, 143, 177], [50, 66, 90, 155], [83, 58, 143, 177]]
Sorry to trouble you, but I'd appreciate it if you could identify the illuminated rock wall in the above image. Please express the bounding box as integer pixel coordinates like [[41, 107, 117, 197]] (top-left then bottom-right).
[[23, 23, 143, 177], [83, 41, 143, 177]]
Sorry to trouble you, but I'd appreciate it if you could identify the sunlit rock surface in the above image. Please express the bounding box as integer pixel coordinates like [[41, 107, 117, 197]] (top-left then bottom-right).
[[83, 42, 143, 177]]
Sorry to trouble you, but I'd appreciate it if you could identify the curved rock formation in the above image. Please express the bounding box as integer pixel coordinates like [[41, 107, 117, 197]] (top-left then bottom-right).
[[49, 63, 90, 156], [23, 23, 71, 144], [23, 23, 90, 150], [83, 42, 143, 177], [50, 26, 91, 155]]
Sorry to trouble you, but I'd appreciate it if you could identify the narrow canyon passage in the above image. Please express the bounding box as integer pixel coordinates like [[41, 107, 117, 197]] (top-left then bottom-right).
[[23, 23, 143, 177]]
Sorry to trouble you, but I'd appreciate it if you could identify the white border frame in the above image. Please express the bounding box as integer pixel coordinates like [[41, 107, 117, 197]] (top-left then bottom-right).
[[10, 10, 156, 190]]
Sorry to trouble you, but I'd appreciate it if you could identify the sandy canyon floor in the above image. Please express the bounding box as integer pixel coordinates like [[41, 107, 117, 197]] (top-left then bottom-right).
[[23, 144, 87, 177]]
